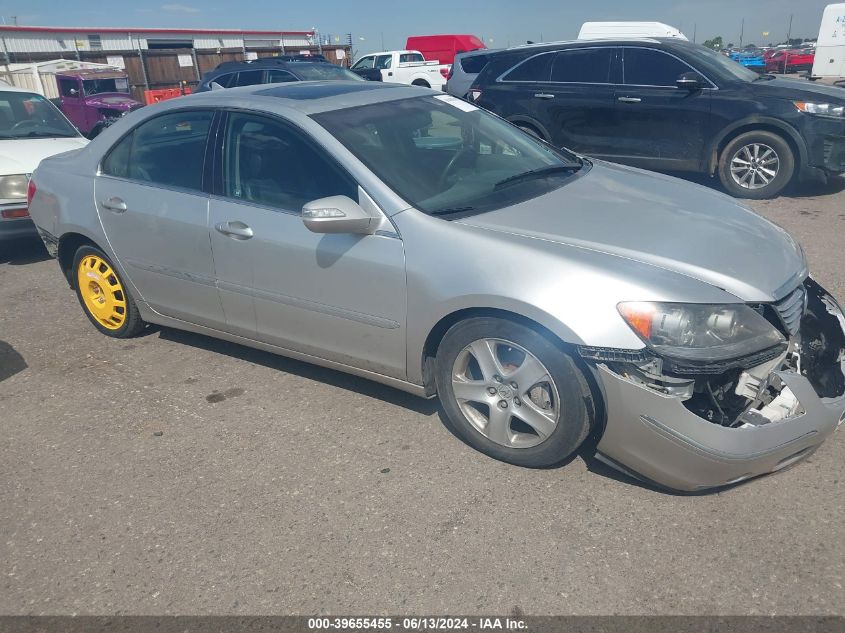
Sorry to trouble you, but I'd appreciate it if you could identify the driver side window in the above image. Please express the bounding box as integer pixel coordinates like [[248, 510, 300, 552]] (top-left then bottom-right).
[[352, 56, 375, 70], [58, 78, 79, 97], [221, 112, 357, 211]]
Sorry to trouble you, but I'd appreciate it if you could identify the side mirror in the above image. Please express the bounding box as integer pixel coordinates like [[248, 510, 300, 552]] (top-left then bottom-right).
[[676, 72, 703, 91], [302, 195, 378, 234], [69, 88, 79, 96]]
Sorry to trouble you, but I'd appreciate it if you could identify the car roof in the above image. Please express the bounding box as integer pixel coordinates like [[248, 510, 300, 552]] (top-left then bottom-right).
[[487, 37, 693, 57], [0, 83, 42, 94], [175, 80, 431, 115]]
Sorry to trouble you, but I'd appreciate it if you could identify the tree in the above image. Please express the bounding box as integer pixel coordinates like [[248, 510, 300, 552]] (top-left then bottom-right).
[[703, 36, 724, 50]]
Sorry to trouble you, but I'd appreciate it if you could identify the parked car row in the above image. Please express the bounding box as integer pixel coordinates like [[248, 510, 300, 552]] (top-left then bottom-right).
[[460, 37, 845, 199], [0, 85, 88, 242]]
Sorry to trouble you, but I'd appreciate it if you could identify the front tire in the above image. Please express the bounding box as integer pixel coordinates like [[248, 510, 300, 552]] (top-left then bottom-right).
[[718, 130, 795, 199], [435, 317, 591, 468], [73, 245, 145, 338]]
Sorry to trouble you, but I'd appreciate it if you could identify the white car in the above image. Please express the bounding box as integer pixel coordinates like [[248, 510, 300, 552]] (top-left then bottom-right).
[[0, 85, 88, 243], [351, 50, 449, 89]]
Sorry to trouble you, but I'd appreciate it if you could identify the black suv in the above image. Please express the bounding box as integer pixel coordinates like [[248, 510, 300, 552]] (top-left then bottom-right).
[[470, 39, 845, 198], [196, 57, 363, 92]]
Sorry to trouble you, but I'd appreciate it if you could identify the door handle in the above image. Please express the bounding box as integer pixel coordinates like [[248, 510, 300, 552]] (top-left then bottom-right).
[[215, 221, 254, 240], [388, 71, 393, 76], [533, 93, 555, 100], [617, 96, 642, 104], [101, 197, 127, 213]]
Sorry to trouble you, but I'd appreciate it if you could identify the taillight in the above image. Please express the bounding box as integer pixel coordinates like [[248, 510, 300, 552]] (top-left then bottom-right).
[[440, 66, 450, 79], [1, 208, 29, 219], [27, 178, 36, 207], [468, 88, 482, 101]]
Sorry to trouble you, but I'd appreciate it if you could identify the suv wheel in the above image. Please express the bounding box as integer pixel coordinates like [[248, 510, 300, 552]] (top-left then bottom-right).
[[718, 130, 795, 199], [515, 123, 544, 140], [435, 317, 591, 468]]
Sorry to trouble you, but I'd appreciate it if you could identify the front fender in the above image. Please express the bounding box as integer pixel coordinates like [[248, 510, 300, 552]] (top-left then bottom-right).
[[707, 116, 808, 173], [395, 208, 735, 386]]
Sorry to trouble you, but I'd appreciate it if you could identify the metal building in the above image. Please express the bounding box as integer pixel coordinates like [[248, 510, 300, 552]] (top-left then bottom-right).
[[0, 25, 352, 98]]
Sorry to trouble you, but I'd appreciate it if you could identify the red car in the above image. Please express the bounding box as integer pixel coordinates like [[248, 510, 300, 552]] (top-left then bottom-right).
[[766, 49, 815, 73], [405, 34, 486, 66]]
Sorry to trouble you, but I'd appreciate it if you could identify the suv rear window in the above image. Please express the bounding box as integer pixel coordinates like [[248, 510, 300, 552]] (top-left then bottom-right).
[[460, 54, 489, 74], [551, 48, 613, 83]]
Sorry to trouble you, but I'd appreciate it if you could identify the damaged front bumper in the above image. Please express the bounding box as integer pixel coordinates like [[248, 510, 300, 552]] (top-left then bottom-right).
[[588, 279, 845, 492]]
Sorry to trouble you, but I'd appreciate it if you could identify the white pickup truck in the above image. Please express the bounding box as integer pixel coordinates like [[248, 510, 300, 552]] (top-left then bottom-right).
[[350, 50, 449, 90]]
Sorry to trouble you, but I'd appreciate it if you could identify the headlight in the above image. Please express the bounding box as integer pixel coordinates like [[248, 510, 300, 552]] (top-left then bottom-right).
[[0, 174, 30, 200], [793, 101, 845, 118], [618, 302, 785, 362]]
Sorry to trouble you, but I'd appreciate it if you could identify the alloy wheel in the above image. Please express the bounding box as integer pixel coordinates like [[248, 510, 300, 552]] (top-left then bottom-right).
[[450, 338, 560, 448], [730, 143, 780, 190]]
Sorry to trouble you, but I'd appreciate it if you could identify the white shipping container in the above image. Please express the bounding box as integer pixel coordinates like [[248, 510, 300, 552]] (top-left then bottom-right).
[[811, 3, 845, 78]]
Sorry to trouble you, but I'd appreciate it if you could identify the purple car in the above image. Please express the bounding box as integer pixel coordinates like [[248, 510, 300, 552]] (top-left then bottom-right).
[[56, 69, 143, 138]]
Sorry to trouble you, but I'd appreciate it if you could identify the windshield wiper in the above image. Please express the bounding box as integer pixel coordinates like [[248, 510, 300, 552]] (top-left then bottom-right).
[[754, 74, 776, 81], [21, 131, 78, 138], [494, 164, 581, 190], [430, 206, 476, 216]]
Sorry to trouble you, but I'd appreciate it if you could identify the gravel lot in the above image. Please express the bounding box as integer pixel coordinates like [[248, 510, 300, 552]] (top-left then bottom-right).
[[1, 175, 844, 616]]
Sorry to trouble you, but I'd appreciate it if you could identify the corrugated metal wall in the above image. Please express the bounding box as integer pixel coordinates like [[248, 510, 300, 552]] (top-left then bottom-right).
[[0, 31, 319, 54]]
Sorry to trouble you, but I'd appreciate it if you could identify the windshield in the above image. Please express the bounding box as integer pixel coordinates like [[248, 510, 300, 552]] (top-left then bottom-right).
[[293, 64, 364, 81], [82, 77, 130, 96], [0, 92, 80, 139], [693, 46, 759, 82], [312, 96, 582, 216]]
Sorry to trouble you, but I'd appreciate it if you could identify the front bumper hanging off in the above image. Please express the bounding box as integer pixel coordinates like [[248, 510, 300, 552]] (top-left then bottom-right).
[[591, 279, 845, 492]]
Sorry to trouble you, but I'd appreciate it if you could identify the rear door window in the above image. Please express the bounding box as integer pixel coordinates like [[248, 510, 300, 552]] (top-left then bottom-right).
[[234, 70, 264, 87], [460, 54, 489, 74], [623, 48, 696, 86], [266, 70, 298, 83], [101, 110, 213, 191], [551, 48, 613, 83], [501, 53, 552, 82]]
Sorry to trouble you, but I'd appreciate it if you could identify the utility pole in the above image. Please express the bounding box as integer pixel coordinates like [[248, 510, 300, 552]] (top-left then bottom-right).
[[740, 18, 745, 48], [786, 13, 793, 43], [380, 32, 384, 50], [693, 23, 697, 43]]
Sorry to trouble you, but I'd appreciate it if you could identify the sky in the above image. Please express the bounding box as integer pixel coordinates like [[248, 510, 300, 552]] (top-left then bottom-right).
[[0, 0, 834, 54]]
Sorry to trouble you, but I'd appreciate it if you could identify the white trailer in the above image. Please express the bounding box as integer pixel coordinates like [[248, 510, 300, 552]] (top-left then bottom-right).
[[0, 59, 115, 99], [811, 3, 845, 79], [578, 22, 688, 41]]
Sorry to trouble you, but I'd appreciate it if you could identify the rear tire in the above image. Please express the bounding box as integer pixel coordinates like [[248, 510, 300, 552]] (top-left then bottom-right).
[[435, 317, 591, 468], [411, 79, 431, 88], [515, 122, 545, 141], [718, 130, 795, 199], [72, 245, 145, 338]]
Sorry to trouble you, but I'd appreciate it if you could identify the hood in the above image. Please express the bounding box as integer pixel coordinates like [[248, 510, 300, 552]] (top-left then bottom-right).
[[752, 77, 845, 102], [83, 94, 143, 110], [458, 161, 805, 302], [0, 137, 89, 176]]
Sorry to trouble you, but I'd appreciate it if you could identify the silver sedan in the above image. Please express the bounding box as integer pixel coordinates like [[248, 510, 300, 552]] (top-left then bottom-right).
[[28, 81, 845, 491]]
